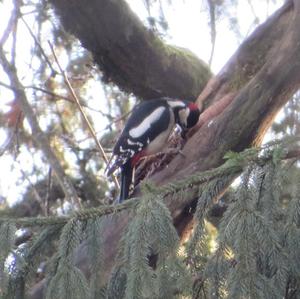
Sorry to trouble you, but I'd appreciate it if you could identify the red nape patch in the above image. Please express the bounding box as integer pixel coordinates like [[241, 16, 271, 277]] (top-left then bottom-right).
[[188, 102, 199, 111], [131, 150, 146, 167]]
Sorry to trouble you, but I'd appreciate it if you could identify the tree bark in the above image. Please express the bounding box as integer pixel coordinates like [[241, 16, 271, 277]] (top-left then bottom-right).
[[50, 0, 211, 100], [29, 0, 300, 297]]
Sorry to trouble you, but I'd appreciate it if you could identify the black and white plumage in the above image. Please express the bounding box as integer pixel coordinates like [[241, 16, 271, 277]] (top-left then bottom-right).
[[106, 97, 201, 203]]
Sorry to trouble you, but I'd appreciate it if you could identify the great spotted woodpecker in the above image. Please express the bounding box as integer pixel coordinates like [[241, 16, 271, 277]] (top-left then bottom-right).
[[106, 97, 200, 203]]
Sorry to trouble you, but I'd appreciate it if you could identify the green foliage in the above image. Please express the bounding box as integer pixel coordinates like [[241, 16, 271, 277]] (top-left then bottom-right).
[[194, 160, 298, 299], [46, 219, 89, 299], [0, 141, 299, 298], [0, 222, 16, 259], [0, 222, 16, 296], [119, 190, 180, 299], [46, 262, 89, 299], [156, 256, 193, 299], [86, 217, 105, 299], [106, 185, 191, 298], [222, 167, 287, 299]]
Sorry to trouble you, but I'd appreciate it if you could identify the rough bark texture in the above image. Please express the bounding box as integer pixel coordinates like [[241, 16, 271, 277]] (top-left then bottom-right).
[[50, 0, 211, 100], [30, 0, 300, 297], [152, 0, 300, 233], [152, 0, 298, 185]]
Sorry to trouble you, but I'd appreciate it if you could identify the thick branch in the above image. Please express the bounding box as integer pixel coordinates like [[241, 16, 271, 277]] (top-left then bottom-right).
[[50, 0, 211, 100], [151, 0, 297, 187], [148, 0, 299, 245]]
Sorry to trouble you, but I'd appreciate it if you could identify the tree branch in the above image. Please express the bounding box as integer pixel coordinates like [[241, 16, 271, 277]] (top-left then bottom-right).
[[150, 0, 296, 186], [49, 0, 212, 100], [0, 47, 82, 208], [0, 0, 20, 46]]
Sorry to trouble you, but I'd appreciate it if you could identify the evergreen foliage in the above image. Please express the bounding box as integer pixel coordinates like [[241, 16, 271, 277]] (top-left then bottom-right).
[[46, 219, 89, 299], [189, 143, 300, 299], [0, 222, 16, 297], [0, 140, 299, 298], [121, 190, 180, 299], [86, 217, 106, 299]]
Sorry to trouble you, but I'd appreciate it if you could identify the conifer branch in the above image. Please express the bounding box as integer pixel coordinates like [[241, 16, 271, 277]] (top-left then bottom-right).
[[0, 199, 139, 227], [0, 139, 297, 298], [0, 141, 298, 228]]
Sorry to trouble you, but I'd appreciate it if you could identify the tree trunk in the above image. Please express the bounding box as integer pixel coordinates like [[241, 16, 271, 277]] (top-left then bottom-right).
[[29, 0, 300, 297]]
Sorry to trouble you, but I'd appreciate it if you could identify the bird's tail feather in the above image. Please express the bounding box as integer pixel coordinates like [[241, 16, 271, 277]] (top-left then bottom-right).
[[118, 163, 133, 203]]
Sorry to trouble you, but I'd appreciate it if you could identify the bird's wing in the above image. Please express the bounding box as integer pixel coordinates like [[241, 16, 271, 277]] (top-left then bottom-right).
[[106, 103, 171, 176]]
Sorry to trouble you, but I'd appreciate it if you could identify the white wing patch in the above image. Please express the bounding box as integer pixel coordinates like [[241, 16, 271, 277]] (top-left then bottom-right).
[[129, 107, 165, 138], [166, 100, 186, 109]]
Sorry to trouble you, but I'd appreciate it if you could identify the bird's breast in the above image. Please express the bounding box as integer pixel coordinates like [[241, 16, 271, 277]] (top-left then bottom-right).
[[145, 110, 175, 155]]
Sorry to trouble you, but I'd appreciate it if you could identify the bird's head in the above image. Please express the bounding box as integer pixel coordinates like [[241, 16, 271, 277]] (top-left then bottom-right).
[[180, 101, 201, 129], [167, 99, 201, 130]]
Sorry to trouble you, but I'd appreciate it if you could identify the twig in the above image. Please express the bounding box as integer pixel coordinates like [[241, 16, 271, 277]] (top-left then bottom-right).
[[0, 102, 22, 156], [247, 0, 260, 23], [27, 85, 107, 113], [101, 108, 132, 131], [27, 85, 72, 102], [0, 198, 139, 227], [19, 167, 47, 216], [46, 167, 52, 216], [10, 0, 19, 66], [207, 0, 217, 67], [0, 81, 108, 113], [69, 109, 133, 144], [0, 45, 82, 209], [0, 0, 20, 45], [49, 41, 120, 190], [21, 16, 58, 76]]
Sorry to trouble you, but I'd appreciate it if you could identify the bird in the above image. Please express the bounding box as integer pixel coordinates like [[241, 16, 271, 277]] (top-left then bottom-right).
[[106, 97, 201, 203]]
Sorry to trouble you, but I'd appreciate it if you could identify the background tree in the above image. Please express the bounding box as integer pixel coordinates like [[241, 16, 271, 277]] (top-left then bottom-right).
[[0, 0, 300, 298]]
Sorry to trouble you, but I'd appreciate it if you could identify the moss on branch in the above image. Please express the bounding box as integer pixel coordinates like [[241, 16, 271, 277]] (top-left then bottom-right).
[[50, 0, 211, 100]]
